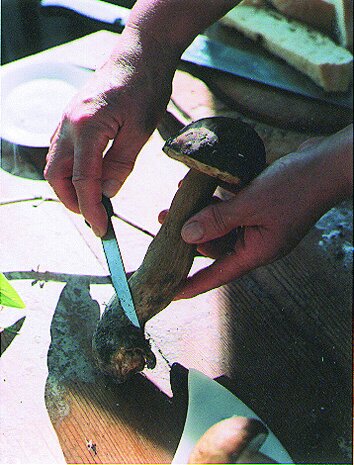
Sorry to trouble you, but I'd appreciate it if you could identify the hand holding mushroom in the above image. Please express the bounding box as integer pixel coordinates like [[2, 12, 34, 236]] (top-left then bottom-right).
[[169, 123, 353, 299], [92, 119, 352, 382]]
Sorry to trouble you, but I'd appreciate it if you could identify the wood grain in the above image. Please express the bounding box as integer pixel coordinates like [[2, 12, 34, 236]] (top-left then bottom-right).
[[44, 279, 184, 464], [219, 228, 352, 463]]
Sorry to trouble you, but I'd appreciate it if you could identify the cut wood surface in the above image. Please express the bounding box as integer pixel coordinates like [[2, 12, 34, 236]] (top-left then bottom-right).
[[1, 30, 352, 464]]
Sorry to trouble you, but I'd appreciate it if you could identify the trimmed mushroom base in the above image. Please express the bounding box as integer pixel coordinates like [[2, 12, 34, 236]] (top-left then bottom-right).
[[92, 117, 266, 382]]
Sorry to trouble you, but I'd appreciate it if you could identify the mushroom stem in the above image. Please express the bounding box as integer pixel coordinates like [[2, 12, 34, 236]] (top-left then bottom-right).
[[92, 169, 217, 380], [130, 168, 217, 324]]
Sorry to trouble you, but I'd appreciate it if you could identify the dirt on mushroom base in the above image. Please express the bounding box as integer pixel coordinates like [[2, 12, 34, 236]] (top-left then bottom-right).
[[315, 199, 353, 269]]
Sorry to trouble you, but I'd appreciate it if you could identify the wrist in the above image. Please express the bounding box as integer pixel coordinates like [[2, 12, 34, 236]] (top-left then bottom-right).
[[310, 125, 353, 204], [284, 125, 353, 219], [120, 23, 182, 65], [124, 0, 240, 55], [102, 23, 180, 86]]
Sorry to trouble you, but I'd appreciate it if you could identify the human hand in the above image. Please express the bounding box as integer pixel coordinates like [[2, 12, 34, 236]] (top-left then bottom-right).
[[188, 416, 277, 464], [160, 125, 352, 299], [44, 26, 178, 236]]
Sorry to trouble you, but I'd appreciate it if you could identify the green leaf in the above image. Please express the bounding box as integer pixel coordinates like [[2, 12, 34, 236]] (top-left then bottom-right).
[[0, 274, 25, 309]]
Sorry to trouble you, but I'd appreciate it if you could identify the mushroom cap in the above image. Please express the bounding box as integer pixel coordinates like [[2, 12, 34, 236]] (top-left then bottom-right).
[[163, 117, 266, 186]]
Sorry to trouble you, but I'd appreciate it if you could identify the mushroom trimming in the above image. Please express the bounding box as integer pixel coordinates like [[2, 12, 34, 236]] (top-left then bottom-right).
[[92, 117, 266, 382]]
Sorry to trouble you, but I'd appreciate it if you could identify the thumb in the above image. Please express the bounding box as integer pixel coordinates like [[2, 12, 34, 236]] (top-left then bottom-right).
[[181, 199, 241, 244]]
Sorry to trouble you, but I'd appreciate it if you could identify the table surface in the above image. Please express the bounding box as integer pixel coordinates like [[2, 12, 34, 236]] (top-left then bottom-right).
[[1, 31, 352, 464]]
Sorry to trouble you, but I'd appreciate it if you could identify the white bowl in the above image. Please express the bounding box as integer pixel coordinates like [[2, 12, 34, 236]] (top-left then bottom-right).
[[1, 62, 92, 147]]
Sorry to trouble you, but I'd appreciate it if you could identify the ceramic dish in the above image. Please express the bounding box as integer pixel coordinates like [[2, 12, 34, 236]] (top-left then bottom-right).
[[1, 62, 92, 147]]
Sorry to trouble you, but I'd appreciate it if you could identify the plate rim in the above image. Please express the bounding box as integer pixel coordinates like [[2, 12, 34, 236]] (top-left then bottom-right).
[[1, 61, 92, 148]]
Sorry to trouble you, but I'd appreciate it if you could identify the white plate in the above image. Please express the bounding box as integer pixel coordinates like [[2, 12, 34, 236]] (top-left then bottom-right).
[[1, 62, 92, 147]]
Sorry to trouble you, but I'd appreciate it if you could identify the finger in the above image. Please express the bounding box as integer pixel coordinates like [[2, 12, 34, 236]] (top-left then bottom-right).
[[101, 142, 135, 198], [297, 136, 325, 151], [47, 177, 80, 214], [177, 225, 277, 299], [160, 210, 237, 259], [196, 228, 238, 259], [181, 198, 242, 244], [49, 122, 61, 145], [158, 209, 169, 225], [102, 126, 148, 198], [175, 250, 249, 299], [44, 138, 80, 214], [72, 134, 109, 236]]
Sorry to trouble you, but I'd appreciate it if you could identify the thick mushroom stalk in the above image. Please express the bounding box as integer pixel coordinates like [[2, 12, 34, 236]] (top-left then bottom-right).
[[92, 117, 266, 382]]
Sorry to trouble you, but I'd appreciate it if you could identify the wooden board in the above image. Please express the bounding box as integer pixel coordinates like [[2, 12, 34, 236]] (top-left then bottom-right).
[[0, 134, 217, 464]]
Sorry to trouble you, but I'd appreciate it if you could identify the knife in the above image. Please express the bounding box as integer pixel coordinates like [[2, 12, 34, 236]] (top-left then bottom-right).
[[170, 365, 294, 464], [41, 0, 352, 109], [100, 195, 140, 329]]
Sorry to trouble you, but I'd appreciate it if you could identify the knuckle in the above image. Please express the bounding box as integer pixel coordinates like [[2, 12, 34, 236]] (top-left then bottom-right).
[[43, 161, 56, 183], [69, 113, 96, 136], [207, 203, 230, 237], [104, 157, 135, 175], [72, 176, 88, 185], [43, 167, 51, 182]]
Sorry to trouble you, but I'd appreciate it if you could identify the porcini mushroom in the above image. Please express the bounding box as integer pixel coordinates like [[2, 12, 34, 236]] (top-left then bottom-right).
[[188, 416, 271, 464], [92, 117, 266, 382]]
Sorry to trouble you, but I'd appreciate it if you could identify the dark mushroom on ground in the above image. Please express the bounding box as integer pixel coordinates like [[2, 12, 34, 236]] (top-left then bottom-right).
[[92, 117, 266, 382]]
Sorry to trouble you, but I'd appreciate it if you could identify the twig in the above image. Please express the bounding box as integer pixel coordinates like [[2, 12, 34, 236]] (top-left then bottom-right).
[[112, 212, 155, 238], [0, 196, 59, 206], [0, 197, 155, 238], [3, 270, 117, 284]]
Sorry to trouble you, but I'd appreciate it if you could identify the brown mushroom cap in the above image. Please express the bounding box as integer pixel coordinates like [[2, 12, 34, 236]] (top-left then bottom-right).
[[163, 117, 266, 186]]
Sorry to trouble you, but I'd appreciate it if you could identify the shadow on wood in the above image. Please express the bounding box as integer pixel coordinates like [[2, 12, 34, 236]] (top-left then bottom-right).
[[44, 278, 185, 464], [218, 229, 352, 464]]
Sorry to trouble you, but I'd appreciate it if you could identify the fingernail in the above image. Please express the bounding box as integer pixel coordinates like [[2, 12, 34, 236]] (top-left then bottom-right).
[[102, 180, 119, 198], [181, 221, 204, 242]]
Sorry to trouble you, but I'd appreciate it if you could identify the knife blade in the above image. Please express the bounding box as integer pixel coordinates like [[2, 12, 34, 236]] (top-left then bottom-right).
[[183, 34, 352, 109], [171, 367, 294, 464], [41, 0, 352, 108], [101, 196, 140, 329]]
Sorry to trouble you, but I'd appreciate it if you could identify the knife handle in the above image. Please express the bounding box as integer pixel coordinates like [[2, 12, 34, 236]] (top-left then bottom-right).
[[102, 195, 114, 218], [85, 195, 114, 229]]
